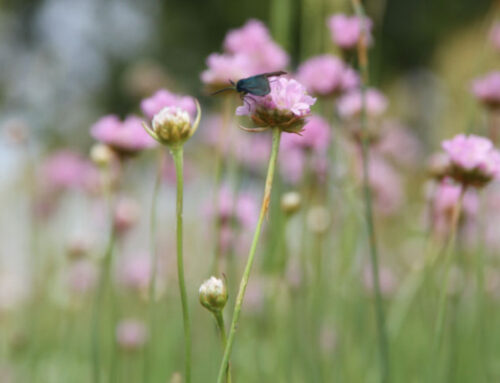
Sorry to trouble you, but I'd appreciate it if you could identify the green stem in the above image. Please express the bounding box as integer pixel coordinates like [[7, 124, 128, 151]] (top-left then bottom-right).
[[171, 146, 192, 383], [212, 96, 233, 275], [350, 1, 390, 381], [91, 166, 117, 383], [216, 128, 282, 383], [428, 186, 465, 380], [144, 152, 163, 383], [214, 312, 232, 383]]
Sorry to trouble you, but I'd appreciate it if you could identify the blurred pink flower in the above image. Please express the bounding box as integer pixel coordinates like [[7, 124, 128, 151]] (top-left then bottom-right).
[[41, 150, 97, 191], [355, 155, 403, 216], [232, 132, 271, 170], [141, 89, 196, 120], [280, 147, 328, 185], [363, 265, 397, 297], [223, 19, 289, 73], [375, 121, 422, 168], [116, 319, 147, 351], [471, 71, 500, 109], [118, 254, 151, 292], [236, 77, 316, 120], [208, 185, 258, 229], [442, 134, 500, 186], [90, 115, 156, 154], [328, 14, 373, 50], [296, 54, 359, 96], [66, 260, 97, 295], [201, 53, 253, 86], [490, 23, 500, 51], [431, 178, 479, 236], [205, 186, 258, 254], [337, 88, 388, 119], [113, 197, 141, 234], [281, 115, 331, 152]]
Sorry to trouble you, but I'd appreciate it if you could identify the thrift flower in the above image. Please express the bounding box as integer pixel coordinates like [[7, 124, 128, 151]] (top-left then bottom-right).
[[296, 54, 359, 96], [118, 254, 151, 292], [223, 19, 289, 73], [91, 115, 156, 154], [431, 178, 479, 236], [281, 191, 301, 215], [471, 71, 500, 110], [328, 14, 373, 50], [199, 277, 228, 313], [201, 53, 253, 88], [281, 115, 331, 152], [442, 134, 500, 187], [141, 89, 197, 120], [66, 260, 97, 295], [113, 197, 141, 234], [41, 150, 99, 194], [337, 88, 388, 119], [142, 101, 201, 148], [116, 319, 147, 351], [236, 77, 316, 133]]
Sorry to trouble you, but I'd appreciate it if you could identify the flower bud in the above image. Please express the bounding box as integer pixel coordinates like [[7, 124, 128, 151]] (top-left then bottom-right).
[[280, 191, 301, 215], [90, 143, 116, 168], [306, 205, 331, 234], [113, 197, 140, 234], [199, 276, 228, 313], [143, 100, 201, 148]]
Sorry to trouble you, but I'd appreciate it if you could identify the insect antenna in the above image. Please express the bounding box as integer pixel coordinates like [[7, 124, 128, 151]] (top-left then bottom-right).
[[211, 86, 236, 96]]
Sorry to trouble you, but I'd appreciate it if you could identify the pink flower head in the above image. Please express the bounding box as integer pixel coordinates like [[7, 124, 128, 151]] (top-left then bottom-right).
[[223, 19, 289, 73], [66, 260, 97, 294], [209, 185, 258, 229], [471, 71, 500, 109], [118, 254, 151, 292], [442, 134, 500, 186], [141, 89, 196, 120], [355, 155, 403, 216], [41, 150, 96, 191], [90, 115, 156, 154], [337, 88, 388, 119], [490, 22, 500, 51], [236, 77, 316, 133], [375, 121, 422, 168], [281, 115, 331, 152], [201, 53, 254, 86], [113, 197, 141, 234], [116, 319, 147, 351], [328, 14, 373, 50], [296, 55, 359, 96]]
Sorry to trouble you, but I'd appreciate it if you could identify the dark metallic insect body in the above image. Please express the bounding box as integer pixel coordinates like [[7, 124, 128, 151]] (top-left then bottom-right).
[[211, 71, 286, 97]]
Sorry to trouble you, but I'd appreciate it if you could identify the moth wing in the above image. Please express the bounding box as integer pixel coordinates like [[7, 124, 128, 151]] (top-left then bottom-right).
[[239, 77, 271, 96]]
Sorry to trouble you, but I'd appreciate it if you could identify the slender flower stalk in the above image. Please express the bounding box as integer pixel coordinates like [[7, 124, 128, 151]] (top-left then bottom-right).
[[350, 1, 390, 381], [212, 96, 234, 275], [144, 151, 163, 383], [214, 312, 231, 383], [216, 127, 282, 383], [142, 99, 201, 383], [171, 146, 192, 383], [90, 165, 117, 383], [428, 186, 465, 380]]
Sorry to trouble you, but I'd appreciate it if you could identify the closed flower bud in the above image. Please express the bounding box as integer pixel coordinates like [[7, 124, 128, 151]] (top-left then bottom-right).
[[90, 143, 116, 168], [142, 100, 201, 148], [307, 205, 331, 234], [281, 191, 301, 215], [199, 277, 228, 313]]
